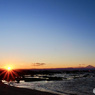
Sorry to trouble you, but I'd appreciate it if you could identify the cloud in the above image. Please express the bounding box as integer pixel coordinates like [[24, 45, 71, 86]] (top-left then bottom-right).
[[32, 63, 46, 66]]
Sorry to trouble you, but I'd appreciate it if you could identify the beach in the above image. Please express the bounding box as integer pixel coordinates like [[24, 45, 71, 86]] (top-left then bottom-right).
[[0, 81, 58, 95]]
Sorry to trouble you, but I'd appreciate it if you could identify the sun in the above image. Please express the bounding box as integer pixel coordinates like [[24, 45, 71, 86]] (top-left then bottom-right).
[[7, 67, 12, 71], [0, 65, 18, 81], [5, 66, 12, 71], [4, 65, 13, 71]]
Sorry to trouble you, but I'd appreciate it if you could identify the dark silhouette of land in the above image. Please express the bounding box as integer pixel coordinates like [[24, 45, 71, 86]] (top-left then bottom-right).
[[0, 65, 95, 95], [0, 65, 95, 82]]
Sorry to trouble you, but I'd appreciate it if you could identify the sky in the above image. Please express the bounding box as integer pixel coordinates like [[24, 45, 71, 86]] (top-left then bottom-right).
[[0, 0, 95, 69]]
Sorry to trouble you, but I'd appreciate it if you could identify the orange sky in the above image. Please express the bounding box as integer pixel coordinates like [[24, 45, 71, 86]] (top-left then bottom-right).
[[1, 58, 95, 70]]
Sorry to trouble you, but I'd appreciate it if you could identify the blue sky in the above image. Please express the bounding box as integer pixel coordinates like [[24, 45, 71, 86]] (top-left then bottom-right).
[[0, 0, 95, 68]]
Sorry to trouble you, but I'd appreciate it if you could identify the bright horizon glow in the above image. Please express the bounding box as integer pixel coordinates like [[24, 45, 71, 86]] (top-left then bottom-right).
[[4, 65, 13, 71]]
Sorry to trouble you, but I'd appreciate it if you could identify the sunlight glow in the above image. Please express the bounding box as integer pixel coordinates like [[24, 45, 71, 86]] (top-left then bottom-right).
[[7, 67, 11, 70], [0, 66, 19, 81], [4, 66, 13, 71]]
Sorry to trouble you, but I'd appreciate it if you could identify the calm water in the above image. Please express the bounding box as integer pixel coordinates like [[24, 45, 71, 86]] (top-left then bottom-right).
[[3, 73, 95, 95]]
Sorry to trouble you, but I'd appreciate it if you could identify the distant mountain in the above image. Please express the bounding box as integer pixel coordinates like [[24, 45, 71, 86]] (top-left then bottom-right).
[[85, 65, 95, 68]]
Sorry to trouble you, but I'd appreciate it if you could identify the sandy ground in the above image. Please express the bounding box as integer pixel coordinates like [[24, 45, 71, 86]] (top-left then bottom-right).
[[0, 81, 58, 95]]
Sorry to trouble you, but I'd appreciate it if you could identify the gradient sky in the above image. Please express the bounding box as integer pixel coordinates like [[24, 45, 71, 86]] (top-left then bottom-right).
[[0, 0, 95, 69]]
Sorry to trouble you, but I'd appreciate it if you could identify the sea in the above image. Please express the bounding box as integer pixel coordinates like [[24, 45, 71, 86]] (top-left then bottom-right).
[[2, 73, 95, 95]]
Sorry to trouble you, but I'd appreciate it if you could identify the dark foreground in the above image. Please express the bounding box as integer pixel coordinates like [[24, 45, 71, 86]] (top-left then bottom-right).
[[0, 81, 58, 95]]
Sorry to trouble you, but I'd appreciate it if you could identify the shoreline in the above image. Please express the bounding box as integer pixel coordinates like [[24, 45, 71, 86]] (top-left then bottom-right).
[[0, 81, 59, 95]]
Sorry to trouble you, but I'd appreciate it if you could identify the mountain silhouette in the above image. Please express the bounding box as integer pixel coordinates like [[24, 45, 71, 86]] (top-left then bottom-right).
[[85, 65, 95, 68]]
